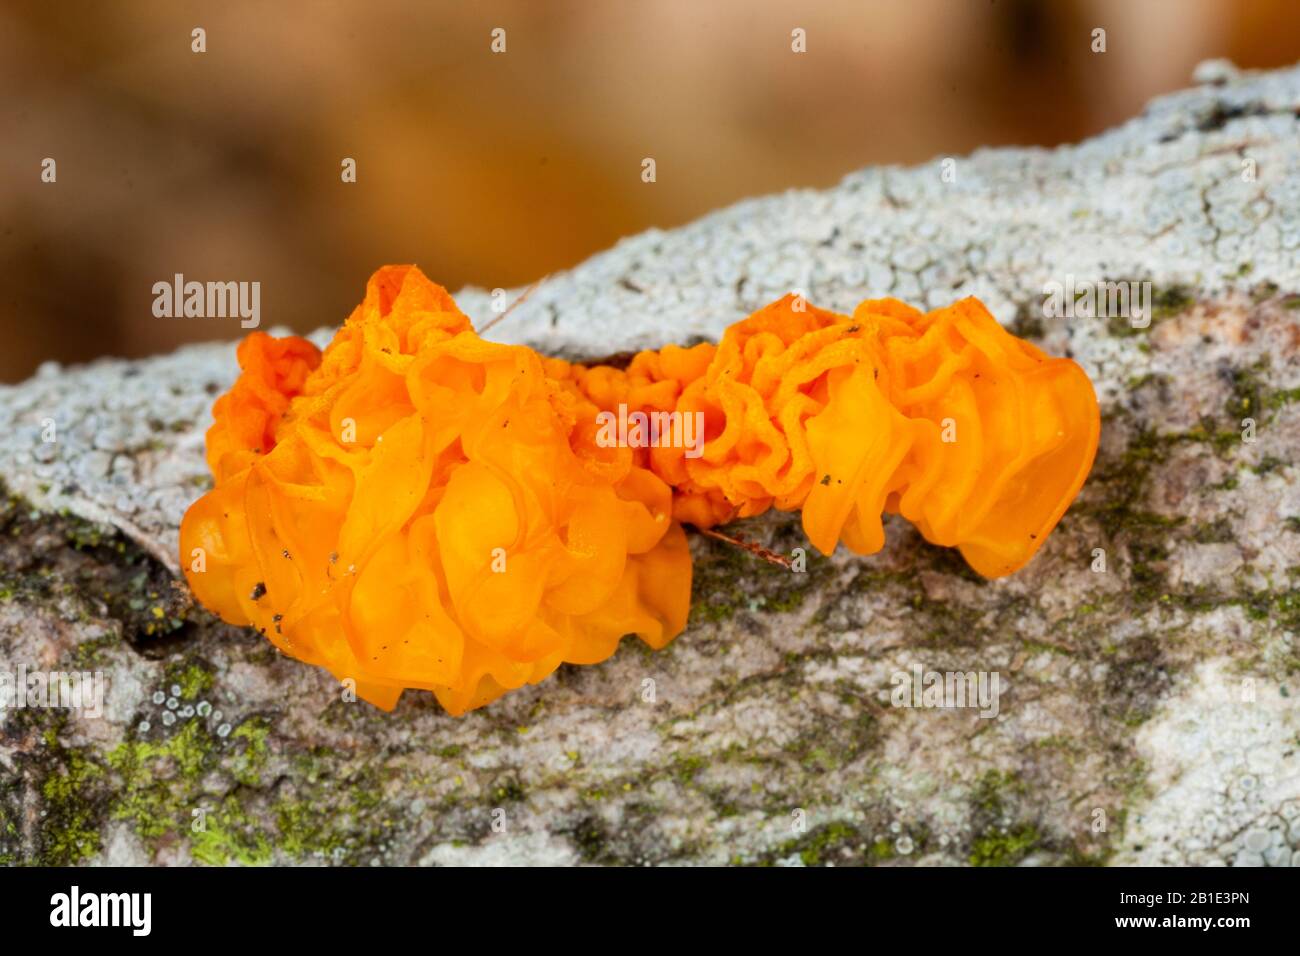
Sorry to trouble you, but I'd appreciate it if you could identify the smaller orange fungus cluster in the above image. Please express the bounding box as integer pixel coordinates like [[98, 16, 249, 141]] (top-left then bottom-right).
[[180, 266, 1099, 714]]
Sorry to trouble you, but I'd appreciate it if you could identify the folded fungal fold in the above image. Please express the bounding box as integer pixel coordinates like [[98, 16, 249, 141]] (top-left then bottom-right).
[[180, 266, 691, 715], [865, 297, 1100, 577], [181, 266, 1099, 715], [565, 293, 1099, 579]]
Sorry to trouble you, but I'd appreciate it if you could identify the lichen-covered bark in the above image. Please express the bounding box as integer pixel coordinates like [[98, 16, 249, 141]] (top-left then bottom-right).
[[2, 62, 1299, 866]]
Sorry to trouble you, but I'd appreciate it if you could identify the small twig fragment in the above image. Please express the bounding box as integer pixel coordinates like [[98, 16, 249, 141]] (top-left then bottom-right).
[[691, 525, 792, 570], [479, 275, 548, 334]]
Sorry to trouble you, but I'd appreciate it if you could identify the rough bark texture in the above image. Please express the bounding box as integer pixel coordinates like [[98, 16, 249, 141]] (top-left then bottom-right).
[[2, 61, 1299, 867]]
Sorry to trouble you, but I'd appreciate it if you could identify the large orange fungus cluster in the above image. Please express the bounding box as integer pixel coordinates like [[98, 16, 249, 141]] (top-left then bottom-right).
[[181, 265, 1099, 714]]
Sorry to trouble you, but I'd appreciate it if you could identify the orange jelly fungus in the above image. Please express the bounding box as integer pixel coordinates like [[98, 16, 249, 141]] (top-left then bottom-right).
[[181, 266, 1099, 714], [570, 293, 1100, 579], [181, 266, 690, 715]]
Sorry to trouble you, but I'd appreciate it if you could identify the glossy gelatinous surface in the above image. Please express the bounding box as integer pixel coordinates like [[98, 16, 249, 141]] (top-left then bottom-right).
[[567, 293, 1100, 578], [181, 266, 690, 714], [181, 268, 1099, 714]]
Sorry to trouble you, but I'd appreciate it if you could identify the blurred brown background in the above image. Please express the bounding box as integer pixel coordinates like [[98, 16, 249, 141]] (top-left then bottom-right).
[[3, 0, 1299, 383]]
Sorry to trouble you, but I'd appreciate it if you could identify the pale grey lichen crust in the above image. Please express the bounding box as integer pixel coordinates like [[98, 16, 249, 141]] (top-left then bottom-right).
[[1, 63, 1298, 866]]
